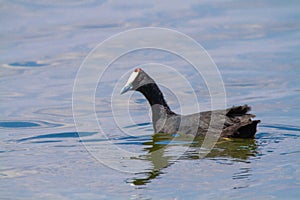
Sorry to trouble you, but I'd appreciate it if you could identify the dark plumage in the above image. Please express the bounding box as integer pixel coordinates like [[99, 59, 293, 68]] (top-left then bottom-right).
[[121, 68, 260, 138]]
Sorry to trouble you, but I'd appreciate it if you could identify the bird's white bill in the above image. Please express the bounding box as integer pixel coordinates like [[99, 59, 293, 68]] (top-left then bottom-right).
[[120, 71, 139, 94], [120, 84, 132, 94]]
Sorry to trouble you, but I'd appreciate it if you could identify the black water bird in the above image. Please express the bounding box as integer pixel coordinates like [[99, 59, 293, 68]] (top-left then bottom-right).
[[120, 68, 260, 138]]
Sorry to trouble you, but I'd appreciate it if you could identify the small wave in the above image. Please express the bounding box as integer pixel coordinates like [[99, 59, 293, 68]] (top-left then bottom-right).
[[0, 120, 62, 129], [16, 131, 97, 143], [123, 122, 152, 129], [260, 124, 300, 132], [6, 61, 47, 68]]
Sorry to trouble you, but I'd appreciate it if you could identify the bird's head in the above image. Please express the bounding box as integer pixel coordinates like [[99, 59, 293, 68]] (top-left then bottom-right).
[[120, 68, 154, 94]]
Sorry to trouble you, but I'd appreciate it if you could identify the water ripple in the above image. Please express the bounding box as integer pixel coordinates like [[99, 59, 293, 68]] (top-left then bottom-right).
[[260, 124, 300, 132], [5, 61, 47, 68], [16, 131, 97, 143], [0, 120, 63, 129]]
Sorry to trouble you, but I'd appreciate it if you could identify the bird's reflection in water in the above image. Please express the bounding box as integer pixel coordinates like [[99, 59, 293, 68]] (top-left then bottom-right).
[[130, 133, 258, 186]]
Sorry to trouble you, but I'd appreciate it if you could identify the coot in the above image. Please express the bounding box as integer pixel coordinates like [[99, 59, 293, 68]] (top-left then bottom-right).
[[120, 68, 260, 138]]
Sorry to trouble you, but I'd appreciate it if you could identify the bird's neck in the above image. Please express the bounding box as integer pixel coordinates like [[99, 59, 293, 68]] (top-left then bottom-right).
[[137, 83, 176, 120]]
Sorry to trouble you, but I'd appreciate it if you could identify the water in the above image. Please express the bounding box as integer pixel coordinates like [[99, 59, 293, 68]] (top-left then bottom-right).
[[1, 1, 300, 199]]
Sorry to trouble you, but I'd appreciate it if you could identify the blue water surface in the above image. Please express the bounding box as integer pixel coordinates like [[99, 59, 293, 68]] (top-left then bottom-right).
[[1, 1, 300, 199]]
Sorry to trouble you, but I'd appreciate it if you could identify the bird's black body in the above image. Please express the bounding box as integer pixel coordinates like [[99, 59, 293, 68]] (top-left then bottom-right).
[[121, 68, 260, 138]]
